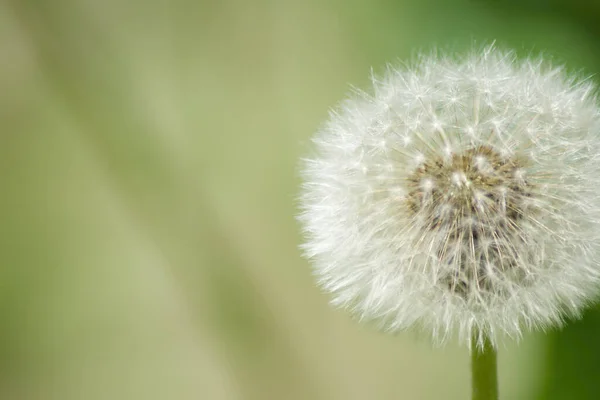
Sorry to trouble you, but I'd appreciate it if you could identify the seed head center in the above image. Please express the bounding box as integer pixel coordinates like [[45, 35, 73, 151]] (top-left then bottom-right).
[[404, 145, 533, 296]]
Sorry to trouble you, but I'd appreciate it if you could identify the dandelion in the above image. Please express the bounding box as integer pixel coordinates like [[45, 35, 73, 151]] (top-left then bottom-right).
[[298, 46, 600, 399]]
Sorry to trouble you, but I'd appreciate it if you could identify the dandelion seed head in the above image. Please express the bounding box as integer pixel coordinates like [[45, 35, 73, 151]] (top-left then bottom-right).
[[298, 46, 600, 349]]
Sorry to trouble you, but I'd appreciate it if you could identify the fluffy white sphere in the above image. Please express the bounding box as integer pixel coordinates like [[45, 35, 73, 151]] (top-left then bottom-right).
[[298, 46, 600, 348]]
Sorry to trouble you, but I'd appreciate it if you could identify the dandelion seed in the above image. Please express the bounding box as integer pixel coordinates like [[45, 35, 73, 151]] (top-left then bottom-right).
[[298, 46, 600, 349]]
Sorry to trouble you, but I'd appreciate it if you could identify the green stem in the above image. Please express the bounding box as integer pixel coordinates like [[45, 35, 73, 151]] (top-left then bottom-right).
[[471, 332, 499, 400]]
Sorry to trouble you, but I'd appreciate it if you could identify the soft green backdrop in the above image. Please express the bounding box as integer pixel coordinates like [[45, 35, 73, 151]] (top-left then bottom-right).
[[1, 1, 600, 399]]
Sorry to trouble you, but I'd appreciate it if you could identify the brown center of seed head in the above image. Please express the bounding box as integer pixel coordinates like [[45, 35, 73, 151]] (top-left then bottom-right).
[[405, 145, 533, 297]]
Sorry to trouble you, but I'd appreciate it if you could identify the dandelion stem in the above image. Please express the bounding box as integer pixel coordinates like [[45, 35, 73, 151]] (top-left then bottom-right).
[[470, 332, 498, 400]]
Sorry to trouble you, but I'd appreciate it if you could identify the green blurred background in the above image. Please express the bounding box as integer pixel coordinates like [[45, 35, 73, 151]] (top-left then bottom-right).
[[1, 0, 600, 399]]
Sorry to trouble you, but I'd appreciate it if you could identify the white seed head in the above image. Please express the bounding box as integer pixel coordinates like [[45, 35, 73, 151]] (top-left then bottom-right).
[[298, 46, 600, 349]]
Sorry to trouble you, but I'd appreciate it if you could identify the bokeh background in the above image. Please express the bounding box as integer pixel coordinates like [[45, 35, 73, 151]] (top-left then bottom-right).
[[2, 0, 600, 399]]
